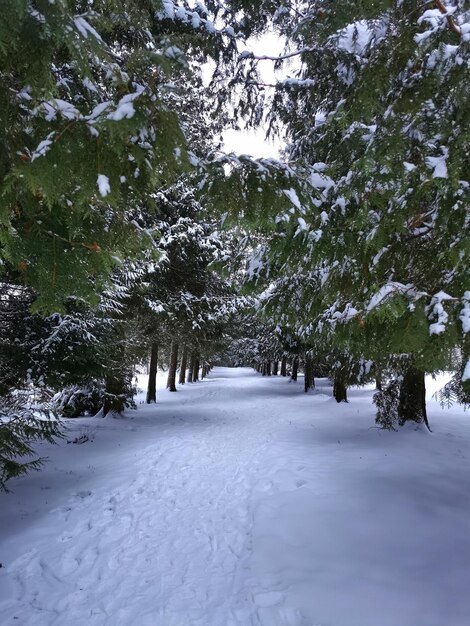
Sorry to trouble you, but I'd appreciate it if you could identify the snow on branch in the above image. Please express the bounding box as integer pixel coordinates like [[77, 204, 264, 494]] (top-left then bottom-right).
[[366, 283, 427, 313]]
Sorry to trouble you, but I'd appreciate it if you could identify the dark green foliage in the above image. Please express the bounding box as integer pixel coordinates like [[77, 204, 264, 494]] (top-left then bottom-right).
[[0, 395, 61, 491], [234, 0, 469, 422], [374, 379, 401, 430], [0, 0, 239, 311], [53, 382, 103, 418]]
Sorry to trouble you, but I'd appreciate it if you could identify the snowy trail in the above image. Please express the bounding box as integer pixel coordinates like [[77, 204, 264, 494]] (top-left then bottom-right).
[[1, 368, 470, 626], [0, 370, 292, 626]]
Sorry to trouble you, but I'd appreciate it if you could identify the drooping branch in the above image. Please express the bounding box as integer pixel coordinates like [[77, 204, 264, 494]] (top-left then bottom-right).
[[243, 46, 317, 62], [434, 0, 462, 36]]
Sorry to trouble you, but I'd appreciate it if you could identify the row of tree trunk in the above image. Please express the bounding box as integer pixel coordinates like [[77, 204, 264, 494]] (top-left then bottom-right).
[[146, 343, 212, 403], [254, 357, 429, 430], [255, 357, 307, 385]]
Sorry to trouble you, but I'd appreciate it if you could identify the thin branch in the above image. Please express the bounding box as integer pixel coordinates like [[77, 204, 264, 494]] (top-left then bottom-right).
[[434, 0, 462, 36], [247, 46, 317, 62]]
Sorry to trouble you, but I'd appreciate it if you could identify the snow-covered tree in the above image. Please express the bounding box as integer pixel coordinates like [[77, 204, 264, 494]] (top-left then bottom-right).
[[236, 0, 470, 426], [0, 0, 242, 311]]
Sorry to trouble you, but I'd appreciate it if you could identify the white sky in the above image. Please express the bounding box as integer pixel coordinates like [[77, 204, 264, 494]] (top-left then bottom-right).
[[221, 32, 286, 159]]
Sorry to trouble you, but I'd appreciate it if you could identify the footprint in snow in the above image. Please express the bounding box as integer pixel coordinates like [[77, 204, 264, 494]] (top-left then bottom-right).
[[254, 591, 284, 608], [74, 490, 93, 500]]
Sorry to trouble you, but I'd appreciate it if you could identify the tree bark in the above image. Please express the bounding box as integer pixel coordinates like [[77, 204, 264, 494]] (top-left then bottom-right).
[[178, 348, 188, 385], [146, 342, 158, 403], [103, 332, 129, 416], [192, 356, 200, 382], [304, 356, 315, 393], [291, 357, 298, 382], [103, 372, 127, 416], [375, 367, 383, 391], [398, 366, 430, 431], [166, 342, 178, 392], [333, 372, 348, 402], [187, 353, 195, 383], [280, 356, 287, 376], [272, 360, 278, 375]]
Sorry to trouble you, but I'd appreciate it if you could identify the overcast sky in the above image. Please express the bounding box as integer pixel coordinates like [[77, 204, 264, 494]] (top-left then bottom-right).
[[221, 32, 286, 159]]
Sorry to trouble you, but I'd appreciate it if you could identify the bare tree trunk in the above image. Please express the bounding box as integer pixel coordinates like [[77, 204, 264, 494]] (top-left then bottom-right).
[[333, 371, 348, 402], [192, 356, 200, 382], [103, 333, 129, 416], [166, 342, 178, 392], [103, 372, 127, 416], [179, 348, 188, 385], [187, 352, 195, 383], [146, 342, 158, 403], [398, 366, 430, 431], [375, 368, 383, 391], [291, 357, 298, 382], [304, 356, 315, 393], [280, 356, 287, 376], [266, 361, 272, 376], [272, 360, 278, 375]]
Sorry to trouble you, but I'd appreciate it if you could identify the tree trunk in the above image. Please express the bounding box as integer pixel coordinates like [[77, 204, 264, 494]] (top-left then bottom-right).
[[103, 333, 129, 416], [280, 356, 287, 377], [304, 356, 315, 393], [146, 342, 158, 403], [179, 348, 188, 385], [266, 361, 272, 376], [291, 357, 298, 382], [187, 353, 195, 383], [333, 372, 348, 402], [375, 367, 383, 391], [398, 366, 430, 431], [103, 372, 127, 416], [166, 342, 178, 392], [192, 356, 200, 382], [272, 360, 278, 375]]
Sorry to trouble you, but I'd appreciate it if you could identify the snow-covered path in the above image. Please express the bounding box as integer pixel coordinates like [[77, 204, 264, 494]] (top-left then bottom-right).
[[1, 368, 470, 626]]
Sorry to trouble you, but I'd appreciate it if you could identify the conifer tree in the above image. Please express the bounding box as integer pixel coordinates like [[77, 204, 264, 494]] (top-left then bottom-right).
[[237, 0, 470, 426]]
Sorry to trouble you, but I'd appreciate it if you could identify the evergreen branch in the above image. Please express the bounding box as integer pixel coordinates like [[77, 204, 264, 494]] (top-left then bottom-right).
[[434, 0, 462, 37], [42, 228, 101, 252], [245, 47, 317, 62]]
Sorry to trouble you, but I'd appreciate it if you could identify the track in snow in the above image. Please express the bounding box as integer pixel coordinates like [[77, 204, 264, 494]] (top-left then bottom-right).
[[1, 367, 470, 626], [0, 369, 310, 625]]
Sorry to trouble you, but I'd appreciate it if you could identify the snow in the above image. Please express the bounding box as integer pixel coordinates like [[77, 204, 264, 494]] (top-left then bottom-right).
[[31, 135, 54, 161], [310, 170, 334, 191], [463, 359, 470, 383], [42, 99, 80, 122], [366, 282, 421, 312], [97, 174, 110, 197], [283, 188, 302, 210], [428, 291, 454, 335], [73, 17, 103, 42], [460, 291, 470, 334], [335, 21, 375, 56], [107, 87, 144, 122], [425, 147, 449, 179], [1, 368, 470, 626]]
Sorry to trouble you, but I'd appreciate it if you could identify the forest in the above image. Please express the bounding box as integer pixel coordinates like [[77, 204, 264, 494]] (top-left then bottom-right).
[[1, 0, 468, 487], [0, 2, 469, 623]]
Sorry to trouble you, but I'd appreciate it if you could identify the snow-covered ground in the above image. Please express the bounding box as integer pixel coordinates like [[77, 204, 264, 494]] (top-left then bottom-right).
[[1, 368, 469, 626]]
